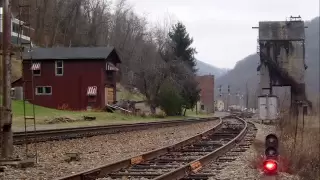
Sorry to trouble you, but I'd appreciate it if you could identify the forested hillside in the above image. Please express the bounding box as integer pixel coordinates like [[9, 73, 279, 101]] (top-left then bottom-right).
[[7, 0, 201, 115], [196, 60, 229, 78], [4, 1, 319, 109], [215, 17, 319, 107]]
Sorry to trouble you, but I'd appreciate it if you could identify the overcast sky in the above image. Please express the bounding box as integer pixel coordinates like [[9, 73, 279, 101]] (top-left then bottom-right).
[[121, 0, 319, 69]]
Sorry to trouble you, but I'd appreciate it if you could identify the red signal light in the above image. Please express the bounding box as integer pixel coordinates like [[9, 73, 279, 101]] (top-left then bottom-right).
[[263, 159, 278, 174]]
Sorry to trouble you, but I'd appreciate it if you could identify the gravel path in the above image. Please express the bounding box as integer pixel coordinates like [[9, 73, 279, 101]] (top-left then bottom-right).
[[1, 120, 219, 180], [213, 120, 300, 180]]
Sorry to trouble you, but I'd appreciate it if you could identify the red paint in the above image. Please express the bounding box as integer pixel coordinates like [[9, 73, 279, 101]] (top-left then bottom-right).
[[22, 50, 120, 110], [12, 78, 23, 87]]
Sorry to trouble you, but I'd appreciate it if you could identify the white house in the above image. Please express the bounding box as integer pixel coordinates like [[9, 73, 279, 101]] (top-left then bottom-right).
[[0, 7, 34, 46]]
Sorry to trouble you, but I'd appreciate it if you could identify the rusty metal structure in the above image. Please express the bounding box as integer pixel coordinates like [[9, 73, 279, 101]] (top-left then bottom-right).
[[255, 16, 311, 119], [16, 0, 38, 161]]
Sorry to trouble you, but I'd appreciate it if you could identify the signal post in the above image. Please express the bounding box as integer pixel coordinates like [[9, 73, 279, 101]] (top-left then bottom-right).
[[262, 134, 279, 179]]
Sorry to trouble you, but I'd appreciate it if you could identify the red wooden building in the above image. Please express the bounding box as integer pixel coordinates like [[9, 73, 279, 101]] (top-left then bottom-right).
[[12, 46, 121, 110]]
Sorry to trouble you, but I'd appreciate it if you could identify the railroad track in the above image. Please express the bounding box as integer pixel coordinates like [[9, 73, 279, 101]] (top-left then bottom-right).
[[183, 121, 257, 180], [57, 116, 252, 180], [13, 117, 219, 145]]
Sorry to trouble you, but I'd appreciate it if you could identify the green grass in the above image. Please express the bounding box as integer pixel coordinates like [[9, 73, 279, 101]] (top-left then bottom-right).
[[12, 100, 161, 127], [11, 100, 215, 131]]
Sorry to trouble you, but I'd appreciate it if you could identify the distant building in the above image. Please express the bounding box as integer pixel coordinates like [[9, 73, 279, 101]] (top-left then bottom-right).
[[215, 100, 225, 111], [12, 47, 121, 110], [196, 75, 215, 113], [0, 7, 34, 46]]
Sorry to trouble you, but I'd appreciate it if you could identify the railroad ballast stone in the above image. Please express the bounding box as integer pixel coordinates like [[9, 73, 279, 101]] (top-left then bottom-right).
[[64, 152, 81, 163], [209, 120, 300, 180], [1, 120, 219, 179], [0, 159, 35, 169]]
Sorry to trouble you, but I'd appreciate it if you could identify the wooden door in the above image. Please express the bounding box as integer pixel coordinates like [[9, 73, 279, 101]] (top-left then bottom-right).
[[104, 87, 108, 105], [105, 87, 114, 105], [107, 88, 114, 104]]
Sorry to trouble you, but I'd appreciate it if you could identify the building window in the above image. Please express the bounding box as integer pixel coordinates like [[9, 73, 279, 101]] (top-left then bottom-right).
[[33, 69, 41, 76], [35, 86, 52, 95], [106, 71, 113, 82], [12, 23, 20, 33], [55, 60, 63, 76], [22, 26, 30, 36]]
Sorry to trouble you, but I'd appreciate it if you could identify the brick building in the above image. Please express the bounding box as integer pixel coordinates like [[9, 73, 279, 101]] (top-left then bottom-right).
[[196, 75, 215, 113]]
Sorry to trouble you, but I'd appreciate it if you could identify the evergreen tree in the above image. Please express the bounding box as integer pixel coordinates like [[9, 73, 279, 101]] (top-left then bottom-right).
[[180, 78, 201, 115], [167, 22, 201, 114], [169, 22, 197, 72]]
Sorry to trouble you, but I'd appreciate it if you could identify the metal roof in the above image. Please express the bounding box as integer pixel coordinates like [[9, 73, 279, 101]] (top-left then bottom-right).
[[22, 46, 116, 60]]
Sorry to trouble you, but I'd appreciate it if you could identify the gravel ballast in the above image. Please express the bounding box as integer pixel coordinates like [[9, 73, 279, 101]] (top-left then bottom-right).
[[1, 120, 219, 180], [213, 120, 300, 180]]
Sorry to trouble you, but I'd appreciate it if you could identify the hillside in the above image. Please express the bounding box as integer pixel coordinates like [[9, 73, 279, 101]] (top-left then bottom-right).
[[0, 57, 22, 93], [215, 17, 320, 107], [196, 60, 229, 78]]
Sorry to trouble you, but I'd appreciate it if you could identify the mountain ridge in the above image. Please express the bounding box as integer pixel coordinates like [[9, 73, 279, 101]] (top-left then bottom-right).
[[196, 60, 230, 78]]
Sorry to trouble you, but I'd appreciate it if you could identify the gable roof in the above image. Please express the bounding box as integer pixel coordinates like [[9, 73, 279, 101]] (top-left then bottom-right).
[[22, 46, 118, 61]]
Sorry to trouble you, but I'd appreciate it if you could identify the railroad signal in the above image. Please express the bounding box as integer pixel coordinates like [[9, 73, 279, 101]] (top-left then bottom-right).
[[263, 159, 278, 173], [263, 134, 279, 175], [265, 134, 279, 157]]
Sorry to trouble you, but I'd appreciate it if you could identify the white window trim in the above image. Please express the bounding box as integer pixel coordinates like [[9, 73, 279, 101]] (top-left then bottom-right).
[[55, 60, 64, 76], [35, 86, 52, 95]]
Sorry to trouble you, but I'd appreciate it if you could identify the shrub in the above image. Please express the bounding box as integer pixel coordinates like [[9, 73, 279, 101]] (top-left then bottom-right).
[[157, 83, 184, 116], [249, 113, 319, 180], [277, 114, 320, 180]]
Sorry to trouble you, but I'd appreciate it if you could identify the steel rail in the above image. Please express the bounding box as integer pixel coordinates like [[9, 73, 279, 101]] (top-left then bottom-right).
[[154, 116, 248, 180], [56, 117, 225, 180], [13, 117, 219, 145]]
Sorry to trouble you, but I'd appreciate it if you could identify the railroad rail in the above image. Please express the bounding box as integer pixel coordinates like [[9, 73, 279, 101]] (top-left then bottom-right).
[[57, 116, 249, 180], [184, 121, 257, 179], [13, 117, 219, 145]]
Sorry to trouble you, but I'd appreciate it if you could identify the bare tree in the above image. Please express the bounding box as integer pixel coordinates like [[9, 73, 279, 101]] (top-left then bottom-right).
[[10, 0, 197, 114]]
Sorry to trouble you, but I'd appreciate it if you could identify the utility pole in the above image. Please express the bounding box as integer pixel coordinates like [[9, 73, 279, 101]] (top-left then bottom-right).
[[227, 85, 230, 111], [246, 82, 249, 108], [236, 89, 240, 107], [1, 0, 13, 159]]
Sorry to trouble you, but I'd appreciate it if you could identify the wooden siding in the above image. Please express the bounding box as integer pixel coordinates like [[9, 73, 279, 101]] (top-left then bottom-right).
[[23, 59, 105, 110], [12, 78, 23, 87], [21, 49, 121, 110]]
